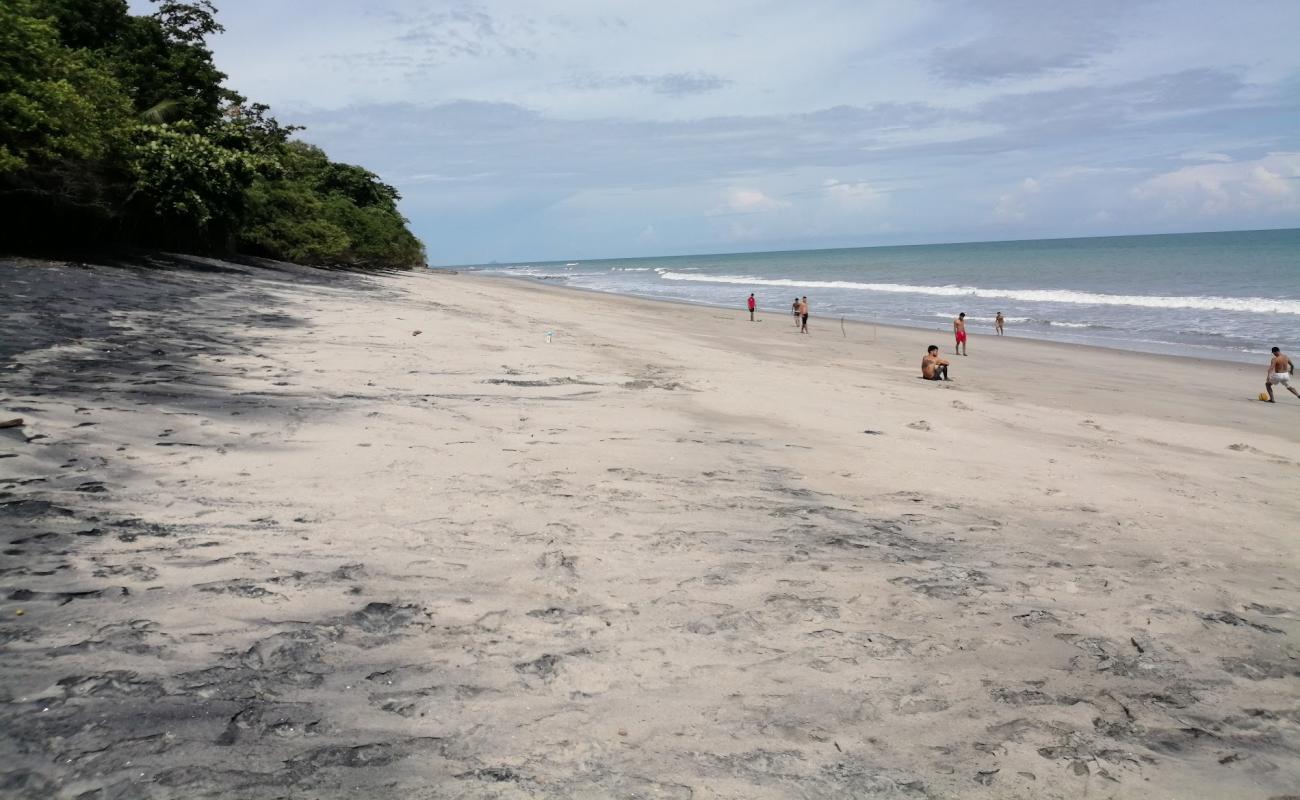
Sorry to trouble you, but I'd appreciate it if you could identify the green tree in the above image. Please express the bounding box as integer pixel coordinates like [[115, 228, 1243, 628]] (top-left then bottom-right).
[[124, 121, 277, 246], [0, 0, 132, 172], [1, 0, 425, 266], [238, 142, 425, 267]]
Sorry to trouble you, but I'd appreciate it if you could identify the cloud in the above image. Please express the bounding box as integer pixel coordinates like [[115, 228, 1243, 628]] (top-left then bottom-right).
[[1133, 152, 1300, 216], [970, 69, 1246, 130], [568, 71, 731, 97], [385, 5, 543, 62], [991, 178, 1041, 222], [228, 0, 1300, 263], [927, 0, 1136, 85], [821, 179, 887, 211], [711, 189, 790, 216], [1177, 151, 1234, 163], [931, 41, 1098, 85]]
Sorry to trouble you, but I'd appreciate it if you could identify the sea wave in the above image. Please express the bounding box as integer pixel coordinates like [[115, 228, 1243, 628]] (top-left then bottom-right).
[[654, 272, 1300, 315]]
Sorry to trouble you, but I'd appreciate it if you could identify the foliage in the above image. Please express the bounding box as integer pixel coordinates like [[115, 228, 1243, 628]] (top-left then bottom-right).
[[0, 0, 132, 172], [0, 0, 425, 267], [125, 122, 276, 236], [239, 143, 425, 267]]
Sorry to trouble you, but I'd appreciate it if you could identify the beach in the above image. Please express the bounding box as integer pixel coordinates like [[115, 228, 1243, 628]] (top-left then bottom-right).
[[2, 256, 1298, 799]]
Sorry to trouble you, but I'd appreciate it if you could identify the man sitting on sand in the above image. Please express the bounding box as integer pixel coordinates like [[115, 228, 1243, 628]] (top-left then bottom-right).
[[922, 345, 951, 381], [1265, 346, 1298, 403], [953, 312, 968, 355]]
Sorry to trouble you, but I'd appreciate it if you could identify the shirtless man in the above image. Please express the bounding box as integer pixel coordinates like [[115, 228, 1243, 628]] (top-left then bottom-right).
[[799, 296, 809, 334], [922, 345, 950, 381], [953, 312, 968, 355], [1265, 347, 1299, 402], [792, 298, 801, 327], [995, 312, 1005, 336]]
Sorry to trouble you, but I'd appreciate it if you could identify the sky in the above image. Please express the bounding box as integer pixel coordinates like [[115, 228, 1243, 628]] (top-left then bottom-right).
[[132, 0, 1300, 264]]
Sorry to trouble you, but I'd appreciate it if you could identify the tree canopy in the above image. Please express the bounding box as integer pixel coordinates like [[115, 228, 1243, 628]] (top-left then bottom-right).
[[0, 0, 425, 268]]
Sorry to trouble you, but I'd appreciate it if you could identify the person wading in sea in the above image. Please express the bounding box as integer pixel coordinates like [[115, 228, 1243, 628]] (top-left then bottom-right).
[[995, 312, 1005, 336], [1265, 346, 1299, 403]]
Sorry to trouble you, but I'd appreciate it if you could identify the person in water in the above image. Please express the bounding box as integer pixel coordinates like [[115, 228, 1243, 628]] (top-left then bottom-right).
[[995, 312, 1004, 336], [922, 345, 951, 381], [1265, 346, 1298, 403]]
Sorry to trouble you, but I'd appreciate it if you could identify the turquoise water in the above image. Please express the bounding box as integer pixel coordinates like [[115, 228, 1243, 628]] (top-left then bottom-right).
[[465, 229, 1300, 363]]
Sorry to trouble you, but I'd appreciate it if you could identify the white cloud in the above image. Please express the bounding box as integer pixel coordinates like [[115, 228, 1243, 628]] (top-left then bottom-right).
[[991, 177, 1040, 222], [1133, 152, 1300, 216], [821, 179, 887, 211], [711, 189, 790, 216]]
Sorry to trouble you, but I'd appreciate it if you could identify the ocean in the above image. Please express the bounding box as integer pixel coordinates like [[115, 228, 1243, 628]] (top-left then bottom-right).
[[462, 229, 1300, 364]]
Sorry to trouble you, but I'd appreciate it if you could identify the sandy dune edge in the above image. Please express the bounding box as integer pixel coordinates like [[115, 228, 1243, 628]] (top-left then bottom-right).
[[1, 257, 1297, 799]]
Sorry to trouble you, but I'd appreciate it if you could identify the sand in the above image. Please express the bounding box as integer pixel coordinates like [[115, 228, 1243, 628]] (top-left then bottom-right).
[[1, 255, 1297, 799]]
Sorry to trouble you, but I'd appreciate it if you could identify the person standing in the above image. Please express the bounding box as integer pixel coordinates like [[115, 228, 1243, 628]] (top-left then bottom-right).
[[953, 312, 968, 355], [747, 293, 756, 321], [792, 297, 801, 328], [799, 296, 810, 334], [1265, 347, 1299, 403], [995, 312, 1005, 336]]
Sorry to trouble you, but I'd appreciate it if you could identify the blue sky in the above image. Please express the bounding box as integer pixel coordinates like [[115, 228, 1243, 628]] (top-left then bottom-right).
[[134, 0, 1300, 264]]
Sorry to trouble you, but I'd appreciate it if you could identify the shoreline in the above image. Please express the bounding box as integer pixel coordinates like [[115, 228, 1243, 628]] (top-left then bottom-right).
[[2, 256, 1297, 798], [470, 270, 1265, 378], [472, 271, 1279, 366]]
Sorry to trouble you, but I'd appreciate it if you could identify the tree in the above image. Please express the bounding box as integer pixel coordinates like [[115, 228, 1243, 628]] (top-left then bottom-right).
[[123, 121, 277, 247], [0, 0, 425, 265], [0, 0, 132, 172]]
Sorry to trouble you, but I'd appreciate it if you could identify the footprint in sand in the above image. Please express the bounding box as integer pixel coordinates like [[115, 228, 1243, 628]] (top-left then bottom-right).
[[1227, 442, 1296, 465]]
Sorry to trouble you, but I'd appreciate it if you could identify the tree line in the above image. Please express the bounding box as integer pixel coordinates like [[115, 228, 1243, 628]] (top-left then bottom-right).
[[1, 0, 426, 268]]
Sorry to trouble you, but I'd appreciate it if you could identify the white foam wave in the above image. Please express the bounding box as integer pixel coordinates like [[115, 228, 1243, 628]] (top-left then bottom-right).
[[654, 272, 1300, 315]]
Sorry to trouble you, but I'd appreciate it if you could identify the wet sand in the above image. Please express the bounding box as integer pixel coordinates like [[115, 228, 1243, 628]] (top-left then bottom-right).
[[1, 256, 1298, 799]]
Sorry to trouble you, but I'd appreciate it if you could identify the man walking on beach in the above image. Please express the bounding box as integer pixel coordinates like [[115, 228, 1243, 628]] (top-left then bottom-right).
[[799, 297, 809, 334], [792, 298, 801, 327], [1265, 347, 1299, 402], [747, 293, 756, 321], [922, 345, 951, 381], [995, 312, 1005, 336], [954, 312, 968, 355]]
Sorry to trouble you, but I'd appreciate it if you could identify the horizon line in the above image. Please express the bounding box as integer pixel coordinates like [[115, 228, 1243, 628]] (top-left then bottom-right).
[[442, 225, 1299, 269]]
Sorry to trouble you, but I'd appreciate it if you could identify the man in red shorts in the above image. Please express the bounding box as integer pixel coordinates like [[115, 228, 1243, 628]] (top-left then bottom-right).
[[953, 312, 968, 356]]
